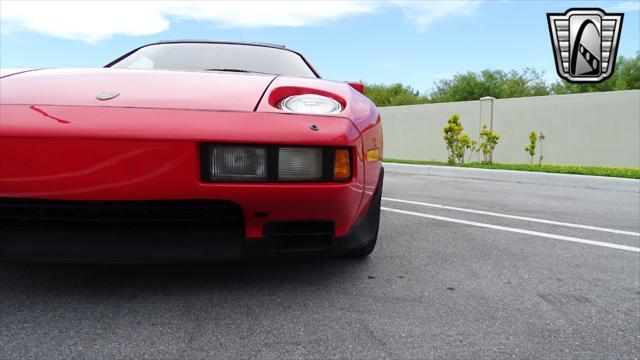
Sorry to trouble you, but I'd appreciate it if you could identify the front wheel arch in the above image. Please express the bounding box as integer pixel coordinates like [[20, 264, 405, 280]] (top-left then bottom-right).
[[347, 167, 383, 258]]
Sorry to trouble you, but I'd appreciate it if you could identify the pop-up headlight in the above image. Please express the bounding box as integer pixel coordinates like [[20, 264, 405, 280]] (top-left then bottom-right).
[[280, 94, 342, 115]]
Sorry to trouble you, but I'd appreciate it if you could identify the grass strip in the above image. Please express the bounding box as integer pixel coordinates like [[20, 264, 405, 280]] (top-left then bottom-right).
[[384, 158, 640, 179]]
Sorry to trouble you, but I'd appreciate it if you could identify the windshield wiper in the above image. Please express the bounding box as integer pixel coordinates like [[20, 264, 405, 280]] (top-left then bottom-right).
[[204, 68, 273, 75]]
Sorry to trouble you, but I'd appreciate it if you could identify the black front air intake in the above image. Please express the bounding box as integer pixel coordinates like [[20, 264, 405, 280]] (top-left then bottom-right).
[[0, 198, 244, 235], [0, 198, 246, 261], [264, 221, 334, 251]]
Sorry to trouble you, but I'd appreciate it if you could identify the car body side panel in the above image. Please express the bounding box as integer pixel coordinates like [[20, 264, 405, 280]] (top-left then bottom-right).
[[355, 114, 383, 221]]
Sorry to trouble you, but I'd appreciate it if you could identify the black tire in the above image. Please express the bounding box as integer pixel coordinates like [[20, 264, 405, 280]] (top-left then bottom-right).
[[348, 170, 383, 258]]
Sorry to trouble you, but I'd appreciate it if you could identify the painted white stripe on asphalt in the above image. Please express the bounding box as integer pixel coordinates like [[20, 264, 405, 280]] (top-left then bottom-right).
[[382, 197, 640, 237], [381, 206, 640, 253]]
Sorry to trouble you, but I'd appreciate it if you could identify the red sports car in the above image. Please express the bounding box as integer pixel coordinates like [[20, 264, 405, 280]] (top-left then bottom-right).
[[0, 41, 383, 262]]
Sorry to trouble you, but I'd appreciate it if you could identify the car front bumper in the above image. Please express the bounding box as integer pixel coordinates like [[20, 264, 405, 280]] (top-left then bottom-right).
[[0, 169, 383, 263], [0, 106, 382, 262]]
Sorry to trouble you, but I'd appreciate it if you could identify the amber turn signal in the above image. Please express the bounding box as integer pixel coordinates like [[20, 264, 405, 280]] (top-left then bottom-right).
[[366, 148, 381, 163], [333, 149, 351, 181]]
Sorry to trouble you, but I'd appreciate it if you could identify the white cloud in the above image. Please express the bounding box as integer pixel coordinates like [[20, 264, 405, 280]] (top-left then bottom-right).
[[0, 0, 480, 43], [1, 1, 173, 43], [165, 1, 378, 28], [393, 0, 482, 32]]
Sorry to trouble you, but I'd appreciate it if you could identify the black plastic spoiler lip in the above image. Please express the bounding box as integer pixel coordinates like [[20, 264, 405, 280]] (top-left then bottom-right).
[[103, 40, 322, 79], [155, 39, 287, 48]]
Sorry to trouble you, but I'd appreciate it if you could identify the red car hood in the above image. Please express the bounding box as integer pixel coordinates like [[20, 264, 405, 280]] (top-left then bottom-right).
[[0, 68, 276, 112]]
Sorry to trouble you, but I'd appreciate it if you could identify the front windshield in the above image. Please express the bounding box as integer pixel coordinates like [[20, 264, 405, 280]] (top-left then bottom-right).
[[109, 43, 318, 78]]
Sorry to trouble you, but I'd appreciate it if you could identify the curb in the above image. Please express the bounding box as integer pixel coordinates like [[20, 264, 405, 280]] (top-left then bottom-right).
[[383, 162, 640, 192]]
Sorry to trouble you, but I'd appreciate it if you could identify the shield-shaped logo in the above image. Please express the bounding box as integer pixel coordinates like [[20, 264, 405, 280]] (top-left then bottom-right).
[[547, 8, 623, 83], [95, 91, 120, 101]]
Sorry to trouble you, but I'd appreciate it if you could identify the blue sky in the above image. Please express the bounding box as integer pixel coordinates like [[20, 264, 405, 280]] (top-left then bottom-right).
[[1, 1, 638, 93]]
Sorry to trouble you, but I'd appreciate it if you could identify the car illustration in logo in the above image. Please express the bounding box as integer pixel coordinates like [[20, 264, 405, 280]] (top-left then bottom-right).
[[547, 8, 623, 83]]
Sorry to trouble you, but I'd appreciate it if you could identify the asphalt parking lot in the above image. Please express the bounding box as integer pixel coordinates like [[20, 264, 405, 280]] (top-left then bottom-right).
[[1, 163, 639, 359]]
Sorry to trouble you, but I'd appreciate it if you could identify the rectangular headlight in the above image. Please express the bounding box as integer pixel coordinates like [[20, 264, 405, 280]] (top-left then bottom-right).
[[209, 144, 267, 181], [278, 147, 323, 181]]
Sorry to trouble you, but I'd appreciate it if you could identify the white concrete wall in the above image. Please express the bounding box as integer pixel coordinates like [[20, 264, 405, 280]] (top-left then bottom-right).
[[380, 90, 640, 168]]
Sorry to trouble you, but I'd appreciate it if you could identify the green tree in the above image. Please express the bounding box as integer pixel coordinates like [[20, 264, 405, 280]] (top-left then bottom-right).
[[429, 68, 549, 103], [363, 53, 639, 107], [363, 83, 428, 107], [550, 52, 640, 94], [617, 53, 640, 89], [524, 131, 537, 166]]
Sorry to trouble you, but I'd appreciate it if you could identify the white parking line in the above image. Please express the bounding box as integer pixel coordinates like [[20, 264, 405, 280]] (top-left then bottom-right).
[[382, 197, 640, 237], [382, 206, 640, 253]]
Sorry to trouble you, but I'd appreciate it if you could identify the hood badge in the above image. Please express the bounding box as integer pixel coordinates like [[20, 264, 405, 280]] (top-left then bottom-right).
[[309, 124, 320, 132], [96, 91, 120, 101]]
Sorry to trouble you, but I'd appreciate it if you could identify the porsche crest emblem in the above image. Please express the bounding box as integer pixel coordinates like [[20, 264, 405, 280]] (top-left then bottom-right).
[[95, 91, 120, 101]]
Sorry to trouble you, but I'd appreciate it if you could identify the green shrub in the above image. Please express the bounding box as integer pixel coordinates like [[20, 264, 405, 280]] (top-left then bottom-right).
[[538, 132, 546, 165], [443, 114, 479, 165], [479, 124, 500, 164], [524, 131, 537, 166], [443, 114, 464, 165], [459, 134, 478, 165]]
